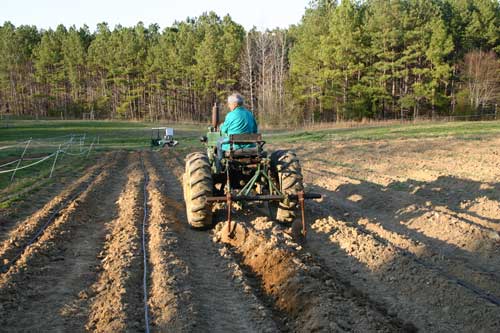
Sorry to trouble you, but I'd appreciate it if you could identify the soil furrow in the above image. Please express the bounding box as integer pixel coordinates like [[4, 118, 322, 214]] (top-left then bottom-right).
[[0, 153, 111, 264], [303, 169, 500, 291], [143, 153, 190, 331], [152, 150, 279, 332], [0, 152, 127, 332], [304, 202, 500, 332], [215, 217, 409, 332], [86, 152, 146, 332]]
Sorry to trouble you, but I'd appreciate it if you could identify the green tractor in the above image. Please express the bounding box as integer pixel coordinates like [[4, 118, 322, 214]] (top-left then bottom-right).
[[183, 104, 320, 236]]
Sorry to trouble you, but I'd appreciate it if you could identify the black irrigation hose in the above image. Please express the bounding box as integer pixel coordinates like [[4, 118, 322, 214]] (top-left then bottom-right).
[[139, 154, 151, 333], [313, 203, 500, 307]]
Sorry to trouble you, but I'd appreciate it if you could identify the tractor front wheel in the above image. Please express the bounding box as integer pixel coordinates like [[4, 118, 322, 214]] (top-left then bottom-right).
[[270, 150, 304, 223], [183, 152, 213, 228]]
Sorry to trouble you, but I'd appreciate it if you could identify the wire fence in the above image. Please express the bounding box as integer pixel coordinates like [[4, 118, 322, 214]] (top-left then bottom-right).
[[0, 133, 99, 183]]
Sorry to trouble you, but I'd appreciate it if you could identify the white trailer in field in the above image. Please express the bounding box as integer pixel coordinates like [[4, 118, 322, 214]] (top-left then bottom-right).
[[150, 127, 178, 148]]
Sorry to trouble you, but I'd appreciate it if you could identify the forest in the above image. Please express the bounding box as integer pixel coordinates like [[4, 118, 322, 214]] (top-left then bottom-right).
[[0, 0, 499, 125]]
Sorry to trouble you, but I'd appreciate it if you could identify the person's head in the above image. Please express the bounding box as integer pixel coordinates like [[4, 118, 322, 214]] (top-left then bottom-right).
[[227, 93, 244, 111]]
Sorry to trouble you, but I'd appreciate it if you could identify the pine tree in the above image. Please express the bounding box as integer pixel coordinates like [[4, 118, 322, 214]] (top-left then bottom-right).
[[364, 0, 404, 119], [62, 26, 86, 104], [288, 0, 333, 123], [426, 17, 454, 116]]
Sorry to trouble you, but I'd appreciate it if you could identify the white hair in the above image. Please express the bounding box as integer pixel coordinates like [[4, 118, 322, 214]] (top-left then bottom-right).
[[227, 93, 244, 106]]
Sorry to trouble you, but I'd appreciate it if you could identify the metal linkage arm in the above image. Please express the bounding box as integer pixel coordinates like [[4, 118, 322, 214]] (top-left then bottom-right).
[[213, 191, 322, 238], [206, 193, 321, 203]]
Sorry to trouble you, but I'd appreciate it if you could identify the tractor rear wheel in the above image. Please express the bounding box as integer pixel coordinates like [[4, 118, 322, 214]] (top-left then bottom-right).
[[270, 150, 304, 223], [183, 152, 213, 228]]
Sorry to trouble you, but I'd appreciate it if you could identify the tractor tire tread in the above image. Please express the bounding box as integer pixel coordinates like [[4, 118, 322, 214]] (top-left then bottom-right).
[[270, 150, 304, 223], [190, 175, 212, 187], [183, 152, 213, 228]]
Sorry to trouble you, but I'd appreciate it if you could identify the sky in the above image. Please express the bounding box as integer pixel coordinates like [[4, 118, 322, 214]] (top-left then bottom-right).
[[1, 0, 309, 31]]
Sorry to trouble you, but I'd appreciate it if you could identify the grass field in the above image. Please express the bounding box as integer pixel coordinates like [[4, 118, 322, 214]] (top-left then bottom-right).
[[268, 120, 500, 142], [2, 119, 499, 147], [1, 120, 205, 150]]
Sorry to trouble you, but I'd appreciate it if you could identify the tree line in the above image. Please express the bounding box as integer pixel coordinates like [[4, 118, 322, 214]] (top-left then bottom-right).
[[0, 0, 499, 125]]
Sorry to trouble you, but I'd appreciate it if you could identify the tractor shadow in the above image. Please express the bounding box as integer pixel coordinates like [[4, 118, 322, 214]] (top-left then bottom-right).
[[389, 176, 500, 225], [301, 173, 500, 330], [304, 170, 500, 271]]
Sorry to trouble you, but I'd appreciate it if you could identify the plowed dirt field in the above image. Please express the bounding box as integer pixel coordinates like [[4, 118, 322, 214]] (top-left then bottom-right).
[[0, 135, 499, 332]]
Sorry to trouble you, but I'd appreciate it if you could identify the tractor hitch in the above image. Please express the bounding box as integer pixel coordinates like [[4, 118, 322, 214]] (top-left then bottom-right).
[[206, 193, 321, 202], [207, 191, 322, 237]]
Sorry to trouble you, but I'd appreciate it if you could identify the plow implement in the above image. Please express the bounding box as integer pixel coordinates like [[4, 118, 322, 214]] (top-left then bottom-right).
[[206, 191, 322, 236]]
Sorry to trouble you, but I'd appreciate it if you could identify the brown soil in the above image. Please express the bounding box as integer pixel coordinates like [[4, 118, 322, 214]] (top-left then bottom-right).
[[0, 134, 498, 332], [153, 151, 279, 332], [0, 152, 127, 331], [85, 153, 146, 332], [0, 153, 108, 246], [0, 153, 112, 269], [216, 218, 409, 332], [276, 136, 500, 332]]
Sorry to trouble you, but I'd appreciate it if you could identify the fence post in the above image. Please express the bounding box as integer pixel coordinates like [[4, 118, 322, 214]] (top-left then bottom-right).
[[10, 138, 32, 182], [81, 133, 86, 152], [50, 145, 61, 178], [87, 138, 95, 158], [68, 135, 74, 151]]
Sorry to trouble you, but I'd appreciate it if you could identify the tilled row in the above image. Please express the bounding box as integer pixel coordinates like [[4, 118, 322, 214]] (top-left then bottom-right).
[[0, 152, 128, 331], [0, 153, 113, 270], [143, 153, 191, 331], [86, 153, 146, 332], [150, 151, 279, 332], [215, 208, 416, 332], [300, 168, 500, 331]]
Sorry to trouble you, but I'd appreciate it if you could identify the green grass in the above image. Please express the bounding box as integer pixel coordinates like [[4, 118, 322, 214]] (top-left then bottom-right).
[[3, 119, 499, 150], [0, 120, 204, 198], [266, 120, 500, 143], [1, 120, 206, 150], [0, 153, 101, 208]]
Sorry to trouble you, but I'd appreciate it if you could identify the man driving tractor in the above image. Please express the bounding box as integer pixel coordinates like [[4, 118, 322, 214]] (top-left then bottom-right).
[[183, 91, 320, 234], [220, 93, 258, 151]]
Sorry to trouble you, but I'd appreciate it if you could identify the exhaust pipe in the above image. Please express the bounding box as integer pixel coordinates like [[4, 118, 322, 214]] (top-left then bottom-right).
[[212, 102, 219, 130]]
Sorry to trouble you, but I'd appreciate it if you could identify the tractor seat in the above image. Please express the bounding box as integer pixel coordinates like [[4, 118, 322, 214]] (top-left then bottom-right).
[[224, 133, 266, 159], [225, 148, 266, 158]]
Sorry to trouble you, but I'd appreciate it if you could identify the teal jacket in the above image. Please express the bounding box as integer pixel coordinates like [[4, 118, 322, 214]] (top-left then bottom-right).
[[220, 106, 258, 150]]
